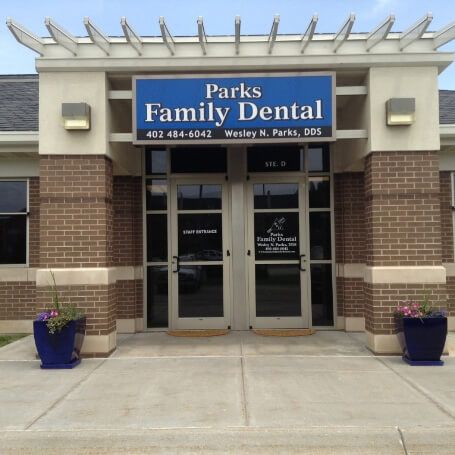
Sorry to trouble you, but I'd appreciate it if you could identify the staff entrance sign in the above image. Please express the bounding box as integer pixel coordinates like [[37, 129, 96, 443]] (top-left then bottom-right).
[[133, 73, 335, 144]]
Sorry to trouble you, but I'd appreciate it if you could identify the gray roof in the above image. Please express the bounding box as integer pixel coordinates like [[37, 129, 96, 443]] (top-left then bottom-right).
[[440, 90, 455, 125], [0, 74, 38, 131], [0, 75, 454, 132]]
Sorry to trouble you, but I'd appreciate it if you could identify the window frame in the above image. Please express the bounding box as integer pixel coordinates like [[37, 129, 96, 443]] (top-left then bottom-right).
[[0, 178, 29, 267]]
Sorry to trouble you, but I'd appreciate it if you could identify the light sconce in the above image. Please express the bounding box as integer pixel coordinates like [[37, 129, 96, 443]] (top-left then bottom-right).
[[386, 98, 415, 126], [61, 102, 91, 130]]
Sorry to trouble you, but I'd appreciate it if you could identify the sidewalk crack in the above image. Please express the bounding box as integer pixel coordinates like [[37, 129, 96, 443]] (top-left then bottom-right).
[[24, 359, 107, 430], [397, 426, 409, 455], [239, 334, 250, 427], [375, 356, 455, 422]]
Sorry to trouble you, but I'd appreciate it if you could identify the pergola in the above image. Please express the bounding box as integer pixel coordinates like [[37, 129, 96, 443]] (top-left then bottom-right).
[[6, 13, 455, 61]]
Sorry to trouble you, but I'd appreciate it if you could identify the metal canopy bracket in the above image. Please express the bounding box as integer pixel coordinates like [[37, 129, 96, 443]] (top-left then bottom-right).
[[268, 15, 280, 54], [334, 13, 356, 52], [366, 14, 395, 51], [197, 16, 208, 55], [6, 18, 45, 56], [400, 12, 433, 51], [83, 17, 110, 55], [44, 17, 78, 56], [300, 14, 318, 54], [235, 16, 241, 55], [159, 16, 175, 55], [121, 17, 142, 55], [433, 20, 455, 50]]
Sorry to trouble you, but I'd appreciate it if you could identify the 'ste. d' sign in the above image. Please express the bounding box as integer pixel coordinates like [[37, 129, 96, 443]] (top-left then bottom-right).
[[133, 73, 334, 144]]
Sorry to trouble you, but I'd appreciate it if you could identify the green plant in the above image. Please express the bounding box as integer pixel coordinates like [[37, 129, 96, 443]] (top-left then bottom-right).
[[35, 271, 83, 334]]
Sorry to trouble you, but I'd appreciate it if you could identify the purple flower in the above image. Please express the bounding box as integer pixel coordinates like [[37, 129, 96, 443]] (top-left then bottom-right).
[[36, 312, 50, 321]]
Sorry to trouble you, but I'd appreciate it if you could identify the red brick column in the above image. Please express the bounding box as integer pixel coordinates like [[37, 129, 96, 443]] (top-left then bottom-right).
[[364, 151, 447, 352], [36, 155, 116, 356], [334, 172, 366, 330]]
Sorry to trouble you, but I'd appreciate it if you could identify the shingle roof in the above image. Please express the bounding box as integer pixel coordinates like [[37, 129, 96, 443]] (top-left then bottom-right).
[[0, 74, 38, 131], [0, 75, 454, 132], [440, 90, 455, 125]]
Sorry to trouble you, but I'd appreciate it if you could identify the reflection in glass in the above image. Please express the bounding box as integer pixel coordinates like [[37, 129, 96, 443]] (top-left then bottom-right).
[[253, 183, 298, 209], [247, 146, 303, 172], [0, 181, 27, 213], [311, 264, 334, 326], [178, 213, 222, 261], [0, 216, 26, 264], [177, 185, 222, 210], [146, 179, 167, 210], [147, 214, 167, 261], [309, 212, 331, 260], [254, 212, 299, 260], [145, 149, 167, 174], [147, 266, 168, 328], [255, 265, 301, 317], [179, 265, 223, 317], [171, 148, 227, 173], [309, 177, 330, 208], [308, 146, 330, 173]]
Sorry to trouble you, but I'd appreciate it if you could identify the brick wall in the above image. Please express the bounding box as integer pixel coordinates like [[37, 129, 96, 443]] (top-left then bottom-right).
[[365, 283, 448, 334], [334, 173, 365, 264], [113, 176, 143, 321], [36, 284, 116, 336], [39, 155, 113, 268], [365, 151, 441, 267], [440, 171, 454, 263], [113, 176, 142, 267], [0, 282, 36, 320], [364, 151, 445, 334], [334, 172, 365, 318], [37, 155, 116, 340]]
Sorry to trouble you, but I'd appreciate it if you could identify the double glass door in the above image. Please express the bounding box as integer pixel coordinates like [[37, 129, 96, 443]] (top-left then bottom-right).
[[247, 178, 309, 328], [169, 178, 231, 329]]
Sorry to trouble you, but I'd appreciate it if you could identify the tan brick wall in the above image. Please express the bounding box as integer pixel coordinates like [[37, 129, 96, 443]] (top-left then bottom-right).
[[365, 151, 442, 267], [334, 172, 365, 265], [39, 155, 114, 268], [337, 277, 364, 319], [364, 283, 448, 334], [334, 172, 366, 318], [117, 279, 143, 320], [440, 171, 454, 263], [446, 277, 455, 317], [113, 176, 143, 320], [0, 282, 36, 320], [36, 284, 116, 336], [364, 151, 446, 335], [113, 176, 143, 267]]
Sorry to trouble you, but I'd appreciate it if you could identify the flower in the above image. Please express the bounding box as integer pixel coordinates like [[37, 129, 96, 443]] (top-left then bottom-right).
[[395, 295, 447, 319], [34, 271, 83, 334]]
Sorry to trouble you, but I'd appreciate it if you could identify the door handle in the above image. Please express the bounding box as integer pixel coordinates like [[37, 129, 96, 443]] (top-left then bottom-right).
[[299, 254, 306, 272], [172, 255, 180, 273], [226, 250, 231, 257]]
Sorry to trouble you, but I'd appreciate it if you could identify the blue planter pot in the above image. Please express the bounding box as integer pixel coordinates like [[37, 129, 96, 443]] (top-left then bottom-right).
[[398, 317, 447, 366], [33, 317, 86, 369]]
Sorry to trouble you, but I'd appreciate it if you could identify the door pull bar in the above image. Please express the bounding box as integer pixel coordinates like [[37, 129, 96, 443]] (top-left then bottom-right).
[[172, 255, 180, 273]]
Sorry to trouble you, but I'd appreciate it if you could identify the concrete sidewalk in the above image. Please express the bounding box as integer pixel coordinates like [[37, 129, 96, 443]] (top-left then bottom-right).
[[1, 331, 455, 454]]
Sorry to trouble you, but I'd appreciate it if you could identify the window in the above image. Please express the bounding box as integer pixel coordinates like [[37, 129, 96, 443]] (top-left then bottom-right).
[[0, 180, 28, 265]]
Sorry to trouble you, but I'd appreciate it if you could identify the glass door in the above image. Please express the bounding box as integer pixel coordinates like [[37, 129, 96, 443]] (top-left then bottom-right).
[[247, 178, 309, 328], [170, 179, 231, 329]]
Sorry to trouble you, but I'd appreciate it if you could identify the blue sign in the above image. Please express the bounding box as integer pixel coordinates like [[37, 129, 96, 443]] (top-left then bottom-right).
[[133, 74, 334, 143]]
